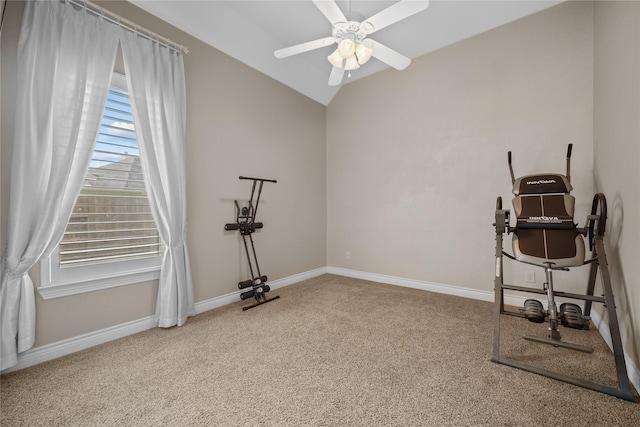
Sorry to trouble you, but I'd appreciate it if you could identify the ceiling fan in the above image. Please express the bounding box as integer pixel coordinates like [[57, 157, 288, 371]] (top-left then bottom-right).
[[274, 0, 430, 86]]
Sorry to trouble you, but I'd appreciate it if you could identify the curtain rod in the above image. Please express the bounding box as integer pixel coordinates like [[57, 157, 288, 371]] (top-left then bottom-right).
[[67, 0, 189, 54]]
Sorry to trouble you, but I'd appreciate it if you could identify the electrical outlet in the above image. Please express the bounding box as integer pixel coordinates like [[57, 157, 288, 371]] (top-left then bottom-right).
[[345, 251, 351, 260], [525, 271, 535, 283]]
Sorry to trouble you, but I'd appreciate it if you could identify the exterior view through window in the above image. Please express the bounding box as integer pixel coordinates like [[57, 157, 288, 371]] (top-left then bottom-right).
[[59, 81, 161, 267]]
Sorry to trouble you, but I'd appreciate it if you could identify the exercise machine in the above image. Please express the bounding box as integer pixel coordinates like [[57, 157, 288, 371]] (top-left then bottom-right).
[[225, 176, 280, 311], [492, 144, 635, 401]]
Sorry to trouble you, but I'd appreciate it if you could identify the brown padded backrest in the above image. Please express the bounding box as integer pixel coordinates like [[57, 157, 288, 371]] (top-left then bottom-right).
[[513, 173, 572, 195], [511, 173, 584, 267], [513, 194, 575, 229]]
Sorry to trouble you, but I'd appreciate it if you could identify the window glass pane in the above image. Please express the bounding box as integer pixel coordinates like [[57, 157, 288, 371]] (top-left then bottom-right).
[[59, 86, 161, 267]]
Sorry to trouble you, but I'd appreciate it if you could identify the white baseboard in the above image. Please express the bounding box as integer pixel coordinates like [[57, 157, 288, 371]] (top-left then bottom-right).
[[1, 315, 158, 374], [327, 266, 640, 394], [193, 267, 328, 314], [327, 266, 497, 301], [2, 267, 327, 375], [4, 265, 638, 395]]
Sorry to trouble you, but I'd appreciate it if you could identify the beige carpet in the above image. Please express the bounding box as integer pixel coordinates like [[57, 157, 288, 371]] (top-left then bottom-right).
[[1, 274, 638, 426]]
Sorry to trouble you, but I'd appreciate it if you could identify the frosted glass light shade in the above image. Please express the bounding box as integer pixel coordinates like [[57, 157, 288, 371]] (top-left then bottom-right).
[[328, 49, 344, 68], [344, 55, 360, 71], [337, 38, 355, 58], [355, 44, 373, 65]]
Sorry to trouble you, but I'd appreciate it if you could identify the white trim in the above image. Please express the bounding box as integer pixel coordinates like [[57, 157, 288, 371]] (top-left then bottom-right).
[[38, 266, 160, 300], [1, 315, 158, 374], [326, 266, 497, 302], [5, 265, 638, 394], [268, 267, 328, 289], [2, 267, 327, 374]]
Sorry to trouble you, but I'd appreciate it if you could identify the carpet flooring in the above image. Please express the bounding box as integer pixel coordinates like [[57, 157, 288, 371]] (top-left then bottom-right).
[[1, 274, 638, 426]]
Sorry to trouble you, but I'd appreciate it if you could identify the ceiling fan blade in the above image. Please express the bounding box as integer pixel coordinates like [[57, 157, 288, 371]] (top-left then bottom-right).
[[370, 40, 411, 70], [312, 0, 347, 25], [328, 66, 345, 86], [274, 36, 336, 59], [362, 0, 430, 34]]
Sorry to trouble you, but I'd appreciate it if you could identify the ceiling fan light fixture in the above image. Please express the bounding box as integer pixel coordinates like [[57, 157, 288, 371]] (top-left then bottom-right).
[[344, 55, 360, 71], [337, 37, 356, 58], [355, 43, 372, 65], [328, 49, 344, 68], [275, 0, 430, 86]]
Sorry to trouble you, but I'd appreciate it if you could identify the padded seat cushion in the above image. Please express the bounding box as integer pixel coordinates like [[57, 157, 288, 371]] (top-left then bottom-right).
[[513, 228, 585, 267]]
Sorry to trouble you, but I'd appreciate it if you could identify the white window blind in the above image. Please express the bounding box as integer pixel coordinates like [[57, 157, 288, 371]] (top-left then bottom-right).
[[59, 79, 161, 267]]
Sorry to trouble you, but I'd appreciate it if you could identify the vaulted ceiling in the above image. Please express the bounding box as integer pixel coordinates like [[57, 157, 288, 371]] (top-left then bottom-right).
[[129, 1, 561, 105]]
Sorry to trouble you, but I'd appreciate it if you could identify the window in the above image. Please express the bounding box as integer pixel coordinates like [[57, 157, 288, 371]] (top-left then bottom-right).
[[40, 73, 161, 299]]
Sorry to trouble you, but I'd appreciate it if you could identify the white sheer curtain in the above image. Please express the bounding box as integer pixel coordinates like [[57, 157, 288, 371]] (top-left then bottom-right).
[[0, 0, 120, 370], [119, 30, 195, 327]]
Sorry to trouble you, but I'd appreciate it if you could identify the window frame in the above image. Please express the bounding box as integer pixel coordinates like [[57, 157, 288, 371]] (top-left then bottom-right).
[[39, 72, 161, 300]]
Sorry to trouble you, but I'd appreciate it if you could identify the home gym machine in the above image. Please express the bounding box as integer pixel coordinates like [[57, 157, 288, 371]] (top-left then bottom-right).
[[492, 144, 635, 401], [224, 176, 279, 311]]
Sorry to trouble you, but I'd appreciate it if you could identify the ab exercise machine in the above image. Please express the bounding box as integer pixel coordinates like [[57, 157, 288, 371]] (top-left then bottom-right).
[[492, 144, 635, 401], [225, 176, 279, 311]]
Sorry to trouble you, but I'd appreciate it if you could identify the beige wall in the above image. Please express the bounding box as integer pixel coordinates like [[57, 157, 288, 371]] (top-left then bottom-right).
[[593, 1, 640, 371], [327, 1, 594, 294], [0, 1, 327, 348]]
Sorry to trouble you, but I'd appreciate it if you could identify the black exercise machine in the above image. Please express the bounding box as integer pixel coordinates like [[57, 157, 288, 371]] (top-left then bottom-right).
[[492, 144, 635, 401], [224, 176, 279, 311]]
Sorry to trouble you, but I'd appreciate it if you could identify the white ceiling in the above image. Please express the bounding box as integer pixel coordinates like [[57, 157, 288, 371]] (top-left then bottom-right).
[[128, 0, 562, 105]]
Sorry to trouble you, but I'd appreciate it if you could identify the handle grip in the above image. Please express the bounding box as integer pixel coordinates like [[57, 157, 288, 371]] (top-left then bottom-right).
[[237, 275, 268, 289], [239, 284, 272, 301], [238, 279, 253, 289], [239, 176, 277, 183], [508, 151, 515, 185], [240, 289, 254, 300], [567, 143, 573, 158], [225, 223, 262, 231]]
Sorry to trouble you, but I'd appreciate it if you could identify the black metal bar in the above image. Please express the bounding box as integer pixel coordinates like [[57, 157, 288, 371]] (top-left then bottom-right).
[[253, 181, 264, 224], [241, 234, 255, 281], [508, 151, 515, 185], [492, 357, 636, 402], [522, 334, 593, 353], [501, 309, 525, 319], [500, 284, 606, 304], [248, 233, 261, 278], [595, 237, 634, 399], [566, 143, 573, 182], [543, 263, 561, 340], [248, 180, 257, 222], [239, 176, 278, 183], [583, 258, 599, 316], [493, 206, 506, 360], [242, 295, 280, 311]]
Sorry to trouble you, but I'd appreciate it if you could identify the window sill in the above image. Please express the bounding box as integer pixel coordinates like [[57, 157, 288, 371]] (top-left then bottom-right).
[[37, 267, 160, 300]]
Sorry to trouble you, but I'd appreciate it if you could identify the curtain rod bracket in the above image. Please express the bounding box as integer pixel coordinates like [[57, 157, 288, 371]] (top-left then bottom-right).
[[68, 0, 189, 55]]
